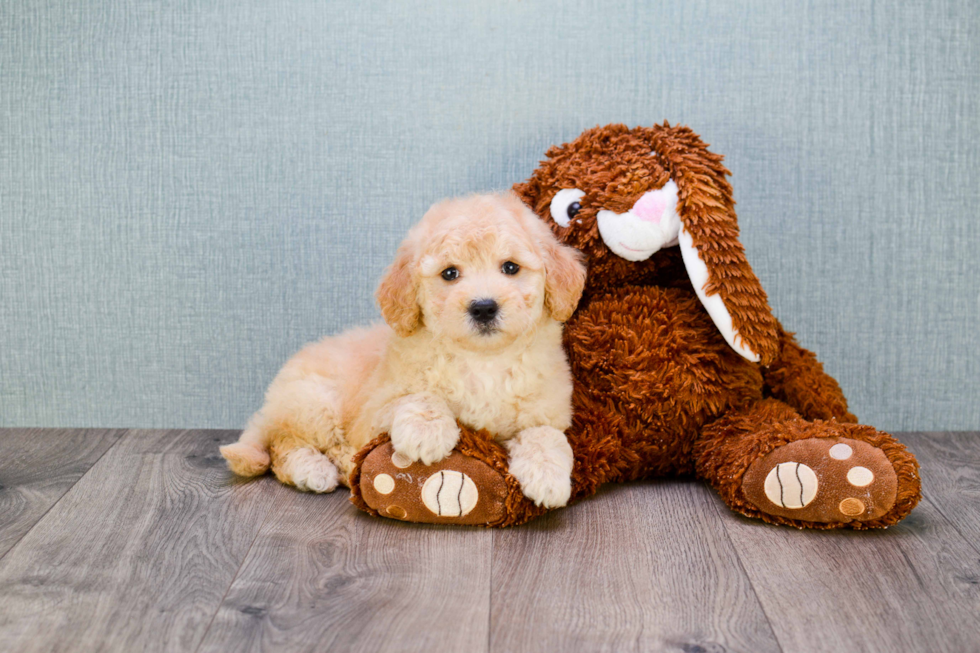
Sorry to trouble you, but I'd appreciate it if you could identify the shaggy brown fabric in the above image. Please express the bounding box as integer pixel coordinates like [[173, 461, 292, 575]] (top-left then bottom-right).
[[352, 122, 921, 529], [764, 326, 858, 423]]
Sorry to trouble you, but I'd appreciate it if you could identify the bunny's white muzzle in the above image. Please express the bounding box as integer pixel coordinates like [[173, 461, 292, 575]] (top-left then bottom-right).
[[595, 180, 681, 262]]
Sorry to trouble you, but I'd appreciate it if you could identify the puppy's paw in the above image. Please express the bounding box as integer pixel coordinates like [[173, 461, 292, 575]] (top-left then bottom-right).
[[282, 447, 340, 493], [506, 426, 574, 508], [390, 409, 460, 466]]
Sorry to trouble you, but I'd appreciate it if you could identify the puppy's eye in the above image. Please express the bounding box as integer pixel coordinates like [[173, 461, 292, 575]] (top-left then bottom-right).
[[440, 267, 459, 281], [549, 188, 585, 227], [501, 261, 520, 275]]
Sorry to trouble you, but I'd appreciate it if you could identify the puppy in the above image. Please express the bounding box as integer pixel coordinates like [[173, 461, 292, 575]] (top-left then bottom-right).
[[220, 192, 587, 507]]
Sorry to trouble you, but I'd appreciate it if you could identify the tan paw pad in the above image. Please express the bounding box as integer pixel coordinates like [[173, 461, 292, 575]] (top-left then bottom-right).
[[373, 473, 395, 494], [391, 451, 412, 469], [421, 471, 478, 517], [386, 505, 407, 519], [839, 498, 865, 516], [846, 466, 874, 487], [763, 462, 818, 509]]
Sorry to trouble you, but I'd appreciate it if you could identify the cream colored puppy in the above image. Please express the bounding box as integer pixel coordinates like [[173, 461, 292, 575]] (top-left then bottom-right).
[[221, 193, 587, 507]]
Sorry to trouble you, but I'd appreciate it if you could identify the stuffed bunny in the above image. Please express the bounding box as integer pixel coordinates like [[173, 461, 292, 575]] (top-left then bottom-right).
[[351, 123, 921, 529]]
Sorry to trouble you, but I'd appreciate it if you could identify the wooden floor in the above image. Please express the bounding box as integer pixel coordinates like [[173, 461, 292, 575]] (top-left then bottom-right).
[[0, 430, 978, 652]]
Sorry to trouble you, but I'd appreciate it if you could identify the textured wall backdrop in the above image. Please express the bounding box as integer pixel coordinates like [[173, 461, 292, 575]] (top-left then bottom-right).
[[1, 0, 978, 430]]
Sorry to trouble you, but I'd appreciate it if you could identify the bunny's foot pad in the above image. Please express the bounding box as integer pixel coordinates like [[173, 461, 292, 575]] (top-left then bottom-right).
[[742, 437, 898, 523], [354, 441, 509, 525]]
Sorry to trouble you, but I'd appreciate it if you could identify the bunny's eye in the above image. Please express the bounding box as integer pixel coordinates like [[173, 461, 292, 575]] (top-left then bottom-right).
[[550, 189, 585, 227]]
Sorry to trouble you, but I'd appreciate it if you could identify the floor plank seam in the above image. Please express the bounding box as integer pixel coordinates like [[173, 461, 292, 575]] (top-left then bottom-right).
[[919, 492, 980, 559], [487, 528, 494, 653], [900, 433, 980, 559], [0, 428, 128, 566], [707, 485, 787, 653], [193, 484, 281, 653]]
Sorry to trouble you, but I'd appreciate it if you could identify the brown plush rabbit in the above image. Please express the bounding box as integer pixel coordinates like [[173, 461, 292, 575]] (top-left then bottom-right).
[[352, 123, 921, 529]]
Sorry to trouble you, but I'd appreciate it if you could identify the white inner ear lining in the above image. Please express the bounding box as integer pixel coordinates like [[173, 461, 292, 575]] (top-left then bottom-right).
[[587, 165, 761, 364], [678, 226, 760, 363], [643, 158, 758, 362]]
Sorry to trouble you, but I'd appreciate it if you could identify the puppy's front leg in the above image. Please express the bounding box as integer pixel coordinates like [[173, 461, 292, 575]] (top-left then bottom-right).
[[389, 394, 460, 465], [505, 426, 574, 508]]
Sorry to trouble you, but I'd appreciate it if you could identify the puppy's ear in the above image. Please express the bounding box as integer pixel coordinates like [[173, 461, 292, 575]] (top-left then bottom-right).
[[375, 240, 421, 337], [542, 237, 587, 322], [643, 123, 780, 364], [506, 192, 586, 322]]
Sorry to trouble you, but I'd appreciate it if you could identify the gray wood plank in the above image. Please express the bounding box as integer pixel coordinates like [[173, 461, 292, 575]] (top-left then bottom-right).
[[899, 432, 980, 553], [1, 430, 975, 652], [197, 492, 493, 653], [720, 494, 980, 653], [0, 428, 125, 559], [0, 429, 285, 653], [489, 482, 782, 653]]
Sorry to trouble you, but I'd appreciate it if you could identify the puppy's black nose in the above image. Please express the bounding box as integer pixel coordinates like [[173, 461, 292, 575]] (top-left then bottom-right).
[[468, 298, 499, 324]]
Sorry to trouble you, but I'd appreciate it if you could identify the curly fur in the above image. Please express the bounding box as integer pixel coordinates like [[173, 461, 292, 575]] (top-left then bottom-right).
[[223, 192, 586, 505], [354, 122, 921, 529]]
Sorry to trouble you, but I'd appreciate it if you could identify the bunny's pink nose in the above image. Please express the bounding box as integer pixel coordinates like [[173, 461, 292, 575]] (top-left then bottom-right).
[[632, 189, 668, 223]]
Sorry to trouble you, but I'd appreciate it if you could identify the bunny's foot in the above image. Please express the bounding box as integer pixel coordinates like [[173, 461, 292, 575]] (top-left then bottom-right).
[[741, 437, 899, 523], [353, 440, 507, 524], [695, 399, 921, 529], [349, 427, 546, 527]]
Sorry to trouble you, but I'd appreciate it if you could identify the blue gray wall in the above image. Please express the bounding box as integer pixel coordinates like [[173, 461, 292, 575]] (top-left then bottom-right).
[[2, 1, 978, 430]]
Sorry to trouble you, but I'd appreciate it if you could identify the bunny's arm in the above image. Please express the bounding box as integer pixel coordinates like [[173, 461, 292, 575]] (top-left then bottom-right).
[[762, 324, 857, 423]]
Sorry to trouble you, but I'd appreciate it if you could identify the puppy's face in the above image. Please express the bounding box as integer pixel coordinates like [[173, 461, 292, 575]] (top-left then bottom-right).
[[418, 215, 544, 351], [376, 193, 586, 351]]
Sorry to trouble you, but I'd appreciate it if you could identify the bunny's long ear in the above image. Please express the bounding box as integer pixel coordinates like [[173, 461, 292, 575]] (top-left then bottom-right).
[[645, 124, 780, 365]]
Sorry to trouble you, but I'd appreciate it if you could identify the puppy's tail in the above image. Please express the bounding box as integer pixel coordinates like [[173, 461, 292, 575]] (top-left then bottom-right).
[[220, 414, 272, 477]]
